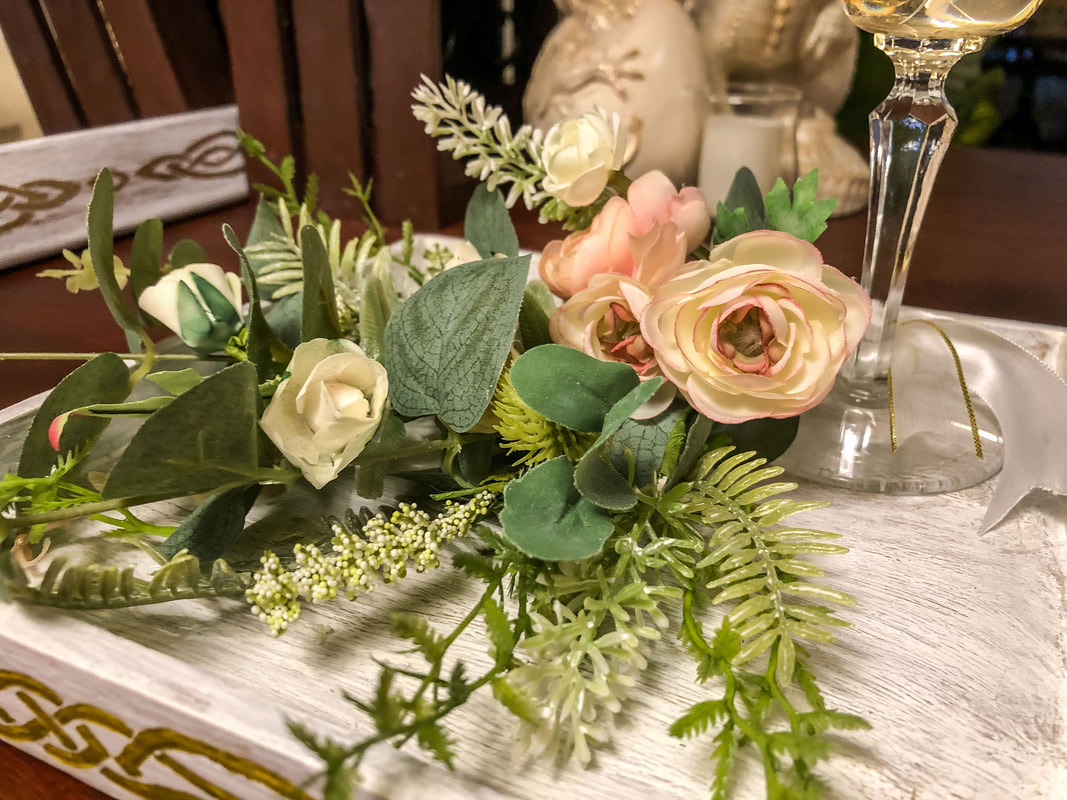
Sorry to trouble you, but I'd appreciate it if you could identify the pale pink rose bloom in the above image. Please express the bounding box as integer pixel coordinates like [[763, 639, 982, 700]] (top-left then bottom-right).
[[550, 221, 686, 379], [538, 170, 711, 300], [641, 230, 871, 424]]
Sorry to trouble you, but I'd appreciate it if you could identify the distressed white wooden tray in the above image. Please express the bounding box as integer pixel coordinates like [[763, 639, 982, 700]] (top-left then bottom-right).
[[1, 308, 1065, 800]]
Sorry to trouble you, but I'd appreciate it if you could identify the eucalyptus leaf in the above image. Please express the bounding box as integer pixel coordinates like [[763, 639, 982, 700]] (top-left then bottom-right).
[[160, 484, 260, 561], [509, 345, 639, 433], [573, 378, 662, 510], [168, 239, 209, 270], [300, 226, 343, 342], [609, 404, 687, 489], [464, 184, 519, 258], [384, 256, 529, 432], [713, 167, 766, 245], [87, 169, 141, 347], [103, 362, 261, 499], [264, 292, 302, 349], [224, 224, 276, 381], [129, 218, 163, 323], [518, 280, 556, 350], [500, 457, 614, 561], [18, 353, 130, 478]]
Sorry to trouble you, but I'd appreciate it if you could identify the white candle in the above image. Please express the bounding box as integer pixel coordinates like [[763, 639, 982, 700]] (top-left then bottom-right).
[[698, 114, 783, 213]]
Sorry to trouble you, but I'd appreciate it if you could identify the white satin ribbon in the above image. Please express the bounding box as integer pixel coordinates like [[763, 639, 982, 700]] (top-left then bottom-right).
[[893, 318, 1067, 533]]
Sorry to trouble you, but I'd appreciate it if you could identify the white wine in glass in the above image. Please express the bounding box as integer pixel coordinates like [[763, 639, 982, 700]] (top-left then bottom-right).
[[777, 0, 1044, 493]]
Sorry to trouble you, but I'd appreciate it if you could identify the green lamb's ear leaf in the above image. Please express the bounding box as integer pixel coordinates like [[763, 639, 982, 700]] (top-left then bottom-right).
[[464, 184, 519, 258], [168, 239, 209, 270], [384, 256, 530, 432], [224, 223, 279, 380], [300, 226, 343, 342], [128, 218, 163, 323], [765, 169, 837, 243], [18, 353, 131, 478], [517, 280, 556, 351], [87, 168, 141, 351], [500, 457, 614, 561], [159, 484, 261, 561], [103, 362, 261, 499], [146, 368, 204, 396], [712, 167, 766, 245], [509, 344, 640, 433], [574, 378, 662, 511]]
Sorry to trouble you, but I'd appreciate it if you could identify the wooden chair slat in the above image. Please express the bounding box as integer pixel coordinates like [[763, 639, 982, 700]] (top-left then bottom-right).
[[219, 0, 298, 191], [291, 0, 367, 217], [146, 0, 234, 110], [0, 2, 82, 133], [364, 0, 442, 229], [98, 0, 187, 118], [39, 0, 136, 127]]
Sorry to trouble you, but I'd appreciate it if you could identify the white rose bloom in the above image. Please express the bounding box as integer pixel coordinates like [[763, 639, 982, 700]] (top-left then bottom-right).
[[541, 108, 627, 208], [444, 240, 484, 269], [260, 339, 389, 489], [138, 263, 243, 354]]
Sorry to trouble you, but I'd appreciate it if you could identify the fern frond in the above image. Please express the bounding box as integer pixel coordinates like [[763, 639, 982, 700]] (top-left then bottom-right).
[[13, 551, 250, 609]]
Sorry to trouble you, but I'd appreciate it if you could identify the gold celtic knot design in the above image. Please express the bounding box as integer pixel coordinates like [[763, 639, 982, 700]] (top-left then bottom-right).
[[0, 179, 81, 234], [136, 131, 245, 182], [0, 670, 312, 800]]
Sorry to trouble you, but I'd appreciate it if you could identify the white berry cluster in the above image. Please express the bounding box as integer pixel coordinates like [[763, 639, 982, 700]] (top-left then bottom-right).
[[247, 492, 494, 635]]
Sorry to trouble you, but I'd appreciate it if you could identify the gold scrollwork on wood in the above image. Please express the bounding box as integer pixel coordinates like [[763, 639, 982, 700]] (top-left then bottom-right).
[[136, 131, 245, 182], [0, 179, 81, 234], [0, 669, 312, 800]]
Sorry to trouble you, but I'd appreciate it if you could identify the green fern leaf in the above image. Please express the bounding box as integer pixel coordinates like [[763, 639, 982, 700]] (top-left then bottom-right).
[[482, 597, 514, 667], [416, 720, 457, 769], [669, 699, 728, 738], [389, 612, 446, 661]]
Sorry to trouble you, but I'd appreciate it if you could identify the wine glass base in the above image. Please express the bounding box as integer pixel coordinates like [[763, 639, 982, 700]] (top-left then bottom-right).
[[776, 386, 1003, 495]]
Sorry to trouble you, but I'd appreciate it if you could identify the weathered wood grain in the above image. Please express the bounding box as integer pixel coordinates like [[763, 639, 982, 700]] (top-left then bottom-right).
[[0, 106, 248, 271]]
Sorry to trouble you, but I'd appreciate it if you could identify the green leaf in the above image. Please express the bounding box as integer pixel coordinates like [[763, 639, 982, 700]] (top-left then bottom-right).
[[103, 362, 261, 499], [244, 196, 288, 275], [665, 413, 714, 489], [264, 292, 302, 348], [358, 275, 388, 361], [224, 223, 277, 380], [87, 169, 141, 350], [500, 457, 614, 561], [492, 678, 538, 724], [510, 344, 639, 433], [300, 226, 343, 342], [764, 169, 837, 243], [775, 634, 796, 686], [129, 218, 163, 325], [609, 404, 686, 489], [464, 184, 519, 258], [389, 612, 446, 661], [159, 484, 260, 561], [573, 378, 662, 510], [146, 368, 205, 396], [352, 411, 406, 499], [669, 700, 728, 738], [415, 721, 456, 768], [712, 167, 765, 245], [713, 416, 799, 463], [168, 239, 208, 270], [517, 280, 555, 350], [384, 256, 529, 432], [483, 597, 514, 668], [18, 353, 131, 478]]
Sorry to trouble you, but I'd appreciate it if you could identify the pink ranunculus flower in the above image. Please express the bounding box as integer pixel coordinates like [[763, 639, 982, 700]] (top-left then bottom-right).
[[641, 230, 871, 424], [538, 170, 711, 300]]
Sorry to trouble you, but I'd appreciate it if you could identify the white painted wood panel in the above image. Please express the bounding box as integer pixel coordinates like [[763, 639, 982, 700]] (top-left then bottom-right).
[[1, 307, 1064, 799], [0, 106, 248, 271]]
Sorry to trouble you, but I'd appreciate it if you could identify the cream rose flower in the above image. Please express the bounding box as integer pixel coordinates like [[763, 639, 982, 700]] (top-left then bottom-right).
[[541, 108, 627, 207], [261, 339, 388, 489], [641, 231, 871, 423]]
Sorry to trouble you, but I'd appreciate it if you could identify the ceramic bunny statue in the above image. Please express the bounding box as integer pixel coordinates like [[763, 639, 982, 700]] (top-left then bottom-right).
[[691, 0, 869, 214], [523, 0, 720, 188]]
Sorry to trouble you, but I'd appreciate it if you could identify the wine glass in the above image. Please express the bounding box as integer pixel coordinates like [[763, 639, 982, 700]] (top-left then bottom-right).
[[777, 0, 1044, 493]]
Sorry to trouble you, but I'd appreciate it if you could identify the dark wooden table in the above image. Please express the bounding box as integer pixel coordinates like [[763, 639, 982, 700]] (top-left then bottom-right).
[[1, 146, 1065, 799]]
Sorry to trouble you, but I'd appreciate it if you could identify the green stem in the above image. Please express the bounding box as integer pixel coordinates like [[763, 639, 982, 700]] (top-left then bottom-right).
[[607, 170, 632, 197], [0, 352, 228, 362]]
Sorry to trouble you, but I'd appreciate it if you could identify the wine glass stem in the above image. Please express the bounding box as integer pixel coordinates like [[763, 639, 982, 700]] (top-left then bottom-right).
[[838, 36, 983, 402]]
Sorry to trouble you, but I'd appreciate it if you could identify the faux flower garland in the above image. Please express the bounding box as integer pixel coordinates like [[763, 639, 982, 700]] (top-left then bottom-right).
[[0, 75, 874, 799]]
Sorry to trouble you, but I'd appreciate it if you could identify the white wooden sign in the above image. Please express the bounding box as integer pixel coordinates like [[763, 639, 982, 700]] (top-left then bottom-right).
[[0, 106, 248, 271]]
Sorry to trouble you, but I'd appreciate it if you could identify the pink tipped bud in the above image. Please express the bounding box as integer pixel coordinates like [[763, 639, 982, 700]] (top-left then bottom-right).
[[47, 412, 70, 451]]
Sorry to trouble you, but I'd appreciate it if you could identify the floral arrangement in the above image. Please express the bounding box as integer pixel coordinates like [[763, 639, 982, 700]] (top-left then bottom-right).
[[0, 74, 874, 799]]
